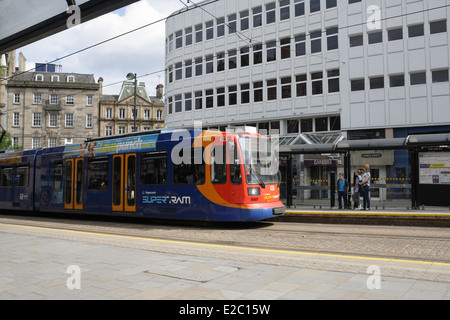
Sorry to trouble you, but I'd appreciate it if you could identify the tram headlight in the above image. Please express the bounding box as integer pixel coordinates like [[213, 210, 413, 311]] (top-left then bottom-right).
[[247, 187, 260, 196]]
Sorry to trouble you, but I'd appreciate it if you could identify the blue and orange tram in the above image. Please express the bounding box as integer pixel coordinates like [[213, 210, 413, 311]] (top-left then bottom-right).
[[0, 129, 285, 222]]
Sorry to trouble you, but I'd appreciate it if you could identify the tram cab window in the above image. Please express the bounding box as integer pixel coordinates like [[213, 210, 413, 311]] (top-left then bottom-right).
[[141, 152, 168, 185], [0, 166, 13, 187], [87, 158, 109, 191], [173, 147, 205, 185]]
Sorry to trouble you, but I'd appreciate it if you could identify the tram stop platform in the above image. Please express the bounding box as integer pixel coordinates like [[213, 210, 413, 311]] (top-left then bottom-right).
[[279, 206, 450, 227]]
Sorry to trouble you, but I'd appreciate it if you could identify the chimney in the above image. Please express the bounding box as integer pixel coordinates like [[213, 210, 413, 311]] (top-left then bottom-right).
[[98, 77, 104, 95], [156, 84, 164, 99], [18, 52, 26, 72]]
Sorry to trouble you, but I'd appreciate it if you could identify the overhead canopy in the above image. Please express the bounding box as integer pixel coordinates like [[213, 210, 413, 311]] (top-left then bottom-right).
[[279, 133, 450, 154], [0, 0, 140, 54]]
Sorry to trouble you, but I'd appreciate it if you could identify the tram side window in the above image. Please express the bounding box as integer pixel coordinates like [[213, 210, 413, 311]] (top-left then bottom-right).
[[16, 166, 29, 187], [87, 158, 109, 191], [0, 166, 13, 187], [140, 155, 168, 185], [54, 161, 63, 192], [173, 147, 205, 185], [211, 145, 227, 184]]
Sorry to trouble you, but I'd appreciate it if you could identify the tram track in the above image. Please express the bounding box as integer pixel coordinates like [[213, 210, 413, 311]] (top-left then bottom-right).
[[1, 213, 450, 265]]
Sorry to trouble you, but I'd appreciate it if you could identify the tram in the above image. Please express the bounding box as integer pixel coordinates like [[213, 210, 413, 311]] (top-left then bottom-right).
[[0, 129, 285, 222]]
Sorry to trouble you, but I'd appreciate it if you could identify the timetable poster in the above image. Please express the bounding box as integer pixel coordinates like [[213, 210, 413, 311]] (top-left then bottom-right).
[[419, 152, 450, 185]]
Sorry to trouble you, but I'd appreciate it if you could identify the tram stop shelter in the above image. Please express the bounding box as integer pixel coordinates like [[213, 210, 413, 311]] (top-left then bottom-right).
[[278, 132, 450, 210]]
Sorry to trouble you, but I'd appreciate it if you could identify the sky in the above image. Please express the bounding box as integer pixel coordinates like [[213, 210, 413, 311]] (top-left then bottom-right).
[[17, 0, 188, 96]]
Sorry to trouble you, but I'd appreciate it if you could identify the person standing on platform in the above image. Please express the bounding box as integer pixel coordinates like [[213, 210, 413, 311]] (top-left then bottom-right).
[[360, 164, 371, 210], [337, 173, 349, 209], [352, 170, 362, 210]]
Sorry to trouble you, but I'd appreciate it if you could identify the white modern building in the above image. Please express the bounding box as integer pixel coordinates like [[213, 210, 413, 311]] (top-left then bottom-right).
[[165, 0, 450, 206]]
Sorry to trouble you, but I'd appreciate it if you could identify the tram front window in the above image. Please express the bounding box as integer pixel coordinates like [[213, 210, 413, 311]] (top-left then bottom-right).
[[238, 136, 279, 186]]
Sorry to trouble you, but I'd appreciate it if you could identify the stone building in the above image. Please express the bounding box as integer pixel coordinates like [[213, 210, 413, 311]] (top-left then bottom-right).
[[99, 80, 164, 136], [3, 63, 101, 149]]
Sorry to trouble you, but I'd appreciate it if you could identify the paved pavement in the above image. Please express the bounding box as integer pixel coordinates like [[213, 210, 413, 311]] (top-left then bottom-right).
[[1, 223, 449, 301]]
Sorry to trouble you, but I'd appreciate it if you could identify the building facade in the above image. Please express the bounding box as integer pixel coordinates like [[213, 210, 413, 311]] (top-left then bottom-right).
[[3, 66, 101, 149], [165, 0, 450, 206], [99, 81, 164, 137]]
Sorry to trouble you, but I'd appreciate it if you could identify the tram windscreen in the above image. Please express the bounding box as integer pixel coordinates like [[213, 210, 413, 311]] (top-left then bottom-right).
[[238, 136, 279, 186]]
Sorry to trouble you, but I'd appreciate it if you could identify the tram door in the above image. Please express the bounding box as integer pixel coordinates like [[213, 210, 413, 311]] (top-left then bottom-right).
[[112, 154, 136, 213], [64, 158, 84, 210]]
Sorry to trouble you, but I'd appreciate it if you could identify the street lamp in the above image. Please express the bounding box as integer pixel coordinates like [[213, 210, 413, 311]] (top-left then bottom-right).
[[126, 72, 137, 132]]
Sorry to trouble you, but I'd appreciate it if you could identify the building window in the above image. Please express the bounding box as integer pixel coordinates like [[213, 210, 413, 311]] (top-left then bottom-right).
[[267, 79, 277, 100], [106, 108, 112, 119], [33, 93, 42, 104], [315, 117, 328, 132], [240, 47, 250, 67], [175, 30, 183, 48], [175, 94, 182, 112], [195, 91, 203, 109], [167, 97, 173, 114], [32, 138, 41, 149], [67, 76, 75, 82], [432, 69, 449, 83], [185, 93, 192, 111], [388, 28, 403, 41], [241, 84, 250, 104], [228, 50, 237, 69], [195, 57, 203, 76], [33, 113, 42, 127], [410, 72, 426, 85], [389, 74, 405, 87], [240, 10, 249, 31], [185, 59, 192, 78], [206, 55, 214, 74], [280, 37, 291, 59], [205, 89, 214, 108], [13, 93, 20, 104], [351, 79, 365, 91], [253, 81, 263, 102], [287, 120, 299, 134], [65, 114, 74, 127], [35, 74, 44, 81], [310, 0, 321, 13], [327, 69, 340, 93], [228, 14, 237, 33], [217, 52, 225, 71], [253, 44, 263, 64], [49, 113, 58, 127], [118, 109, 125, 119], [217, 17, 225, 37], [48, 138, 57, 148], [195, 24, 203, 43], [280, 0, 290, 21], [87, 95, 93, 106], [118, 126, 126, 134], [66, 95, 74, 105], [310, 30, 322, 53], [50, 94, 58, 104], [295, 34, 306, 56], [217, 87, 225, 107], [168, 34, 174, 52], [267, 41, 277, 62], [253, 6, 262, 28], [281, 76, 292, 99], [168, 65, 173, 83], [13, 112, 20, 127], [156, 110, 163, 121], [296, 74, 307, 96], [51, 75, 59, 82], [229, 85, 237, 105], [311, 72, 323, 95], [326, 27, 338, 50], [370, 76, 385, 89], [266, 2, 276, 24], [295, 0, 305, 16], [368, 31, 383, 44], [350, 34, 363, 47], [185, 27, 192, 45], [86, 114, 93, 128], [205, 20, 214, 40], [408, 24, 424, 38], [326, 0, 337, 9], [430, 20, 447, 34], [144, 109, 150, 120], [330, 116, 341, 131], [175, 62, 182, 80], [105, 126, 112, 136], [301, 118, 313, 133]]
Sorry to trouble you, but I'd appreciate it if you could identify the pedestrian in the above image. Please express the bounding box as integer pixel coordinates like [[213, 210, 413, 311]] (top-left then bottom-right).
[[337, 173, 349, 209], [352, 170, 362, 210], [360, 164, 371, 210]]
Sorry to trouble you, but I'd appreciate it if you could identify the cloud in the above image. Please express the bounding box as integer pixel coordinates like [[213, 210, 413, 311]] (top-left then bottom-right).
[[18, 0, 183, 95]]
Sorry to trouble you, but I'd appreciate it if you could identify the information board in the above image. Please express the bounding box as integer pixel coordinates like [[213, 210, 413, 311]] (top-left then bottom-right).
[[419, 152, 450, 185]]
